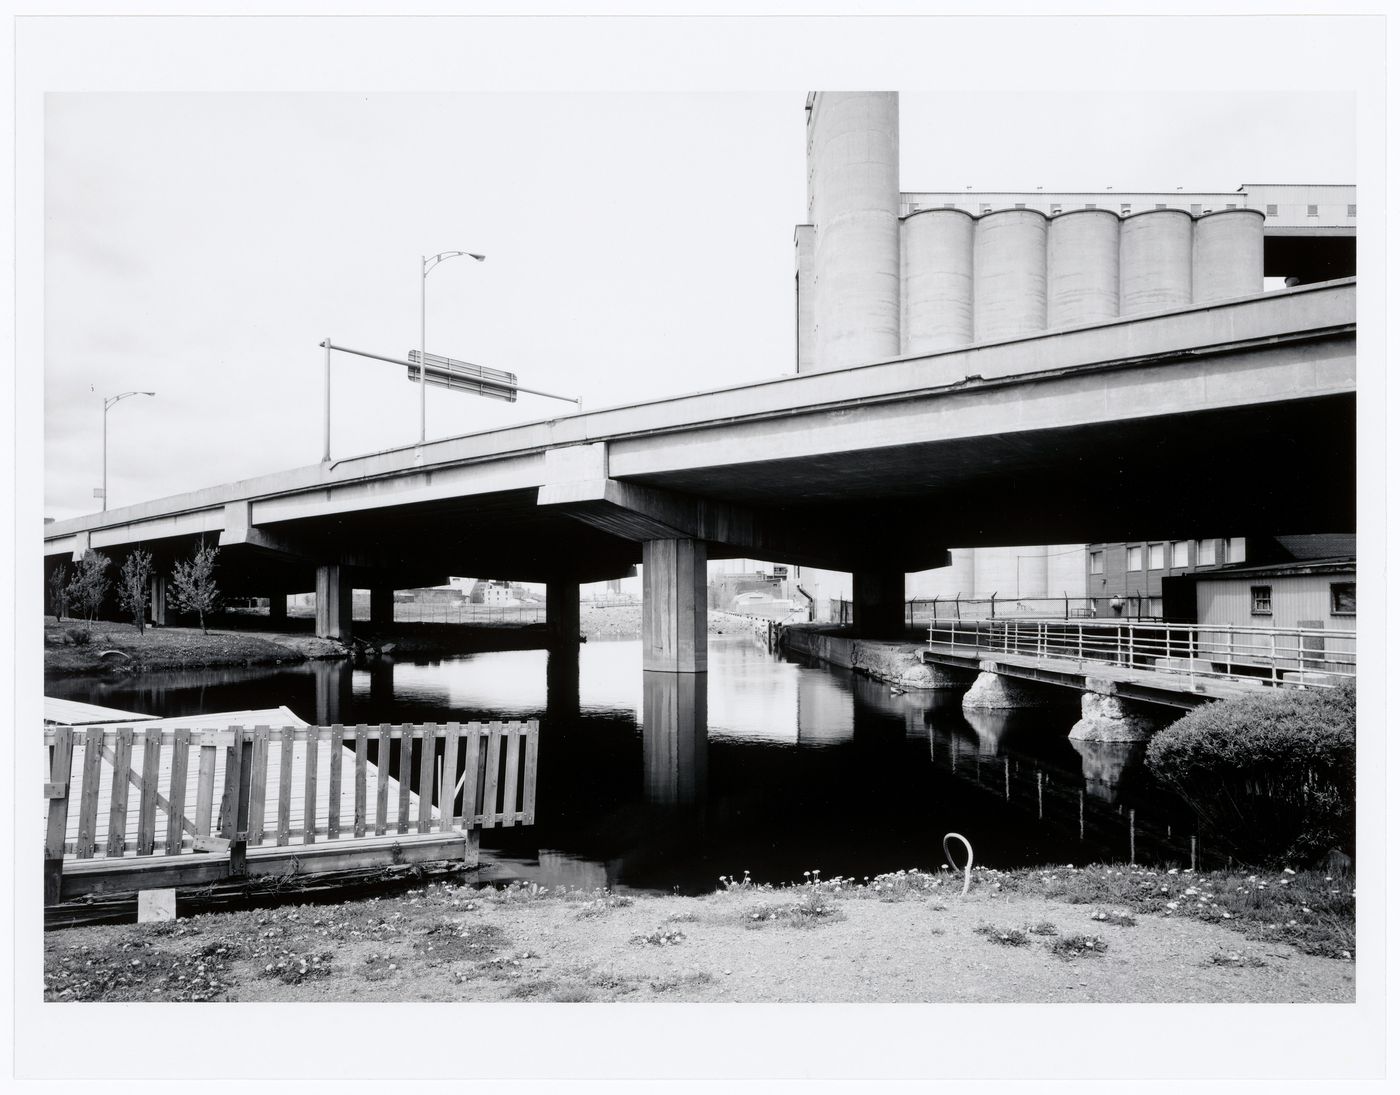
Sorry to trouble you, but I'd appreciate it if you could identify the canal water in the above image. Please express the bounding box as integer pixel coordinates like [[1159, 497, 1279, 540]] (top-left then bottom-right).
[[47, 635, 1200, 893]]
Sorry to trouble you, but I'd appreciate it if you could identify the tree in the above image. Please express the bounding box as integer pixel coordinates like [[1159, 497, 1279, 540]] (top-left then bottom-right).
[[66, 550, 112, 622], [171, 542, 220, 634], [116, 550, 154, 635], [47, 564, 69, 622]]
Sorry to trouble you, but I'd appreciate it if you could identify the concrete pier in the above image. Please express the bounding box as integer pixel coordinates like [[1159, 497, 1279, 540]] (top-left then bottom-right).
[[148, 573, 168, 627], [315, 563, 352, 641], [1068, 680, 1159, 742], [643, 539, 707, 673], [370, 585, 394, 628], [962, 664, 1058, 710], [267, 593, 287, 626], [546, 579, 581, 647], [852, 570, 904, 638]]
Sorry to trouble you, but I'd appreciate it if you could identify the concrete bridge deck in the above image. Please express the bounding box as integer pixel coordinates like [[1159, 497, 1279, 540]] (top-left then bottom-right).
[[45, 279, 1355, 669]]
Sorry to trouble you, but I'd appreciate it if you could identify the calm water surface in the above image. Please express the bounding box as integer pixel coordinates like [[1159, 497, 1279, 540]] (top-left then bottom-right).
[[48, 636, 1199, 892]]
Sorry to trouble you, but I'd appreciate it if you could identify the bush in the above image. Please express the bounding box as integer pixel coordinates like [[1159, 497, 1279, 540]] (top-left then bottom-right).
[[65, 627, 92, 647], [1146, 682, 1355, 866]]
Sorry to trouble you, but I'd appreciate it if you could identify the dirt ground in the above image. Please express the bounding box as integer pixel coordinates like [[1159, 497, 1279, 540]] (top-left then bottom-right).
[[43, 868, 1354, 1004], [43, 618, 344, 676]]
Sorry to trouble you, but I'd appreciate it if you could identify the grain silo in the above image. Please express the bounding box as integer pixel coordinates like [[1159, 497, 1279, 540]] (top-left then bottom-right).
[[972, 209, 1049, 341], [901, 209, 976, 353], [1192, 209, 1265, 303], [1047, 209, 1120, 327], [1119, 209, 1194, 315]]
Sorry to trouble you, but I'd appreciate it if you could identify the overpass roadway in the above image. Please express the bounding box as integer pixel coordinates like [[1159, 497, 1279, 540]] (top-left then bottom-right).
[[45, 278, 1355, 669]]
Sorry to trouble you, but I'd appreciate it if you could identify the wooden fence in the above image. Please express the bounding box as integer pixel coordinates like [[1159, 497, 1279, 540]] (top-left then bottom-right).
[[43, 721, 538, 904]]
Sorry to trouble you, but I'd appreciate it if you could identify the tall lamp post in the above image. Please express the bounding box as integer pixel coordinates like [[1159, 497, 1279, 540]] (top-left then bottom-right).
[[101, 390, 155, 512], [420, 250, 485, 443]]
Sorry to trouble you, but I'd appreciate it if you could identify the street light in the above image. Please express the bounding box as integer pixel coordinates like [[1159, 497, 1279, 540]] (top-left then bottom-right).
[[101, 390, 155, 512], [421, 250, 485, 444]]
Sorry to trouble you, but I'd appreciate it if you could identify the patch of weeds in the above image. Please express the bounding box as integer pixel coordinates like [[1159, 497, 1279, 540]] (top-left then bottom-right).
[[506, 979, 556, 1000], [44, 940, 235, 1003], [630, 927, 686, 946], [1029, 921, 1060, 937], [258, 948, 334, 985], [413, 920, 508, 962], [1090, 910, 1137, 927], [649, 969, 714, 993], [666, 911, 700, 923], [1206, 951, 1265, 969], [574, 893, 635, 919], [974, 924, 1030, 947], [1048, 934, 1108, 960], [359, 953, 401, 982]]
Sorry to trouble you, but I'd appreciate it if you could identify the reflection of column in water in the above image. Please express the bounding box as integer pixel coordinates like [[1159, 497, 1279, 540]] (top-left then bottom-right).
[[545, 646, 581, 732], [368, 660, 395, 711], [313, 661, 354, 725], [1069, 738, 1145, 804], [796, 672, 855, 747], [642, 672, 708, 807], [961, 708, 1014, 756]]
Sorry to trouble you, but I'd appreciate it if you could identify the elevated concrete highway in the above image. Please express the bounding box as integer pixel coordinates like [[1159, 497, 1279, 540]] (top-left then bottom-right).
[[45, 279, 1355, 668]]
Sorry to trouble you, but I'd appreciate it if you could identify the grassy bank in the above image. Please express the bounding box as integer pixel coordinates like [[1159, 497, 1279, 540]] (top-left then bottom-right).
[[43, 619, 341, 677], [43, 864, 1354, 1004]]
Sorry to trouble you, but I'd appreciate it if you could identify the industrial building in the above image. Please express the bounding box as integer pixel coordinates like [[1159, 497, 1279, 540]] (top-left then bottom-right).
[[789, 92, 1355, 618]]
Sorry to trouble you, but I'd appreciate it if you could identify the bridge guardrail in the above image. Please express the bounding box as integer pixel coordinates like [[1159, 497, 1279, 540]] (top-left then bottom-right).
[[925, 617, 1355, 690]]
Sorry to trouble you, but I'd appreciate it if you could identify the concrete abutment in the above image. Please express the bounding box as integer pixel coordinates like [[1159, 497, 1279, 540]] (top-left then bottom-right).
[[1067, 678, 1161, 742]]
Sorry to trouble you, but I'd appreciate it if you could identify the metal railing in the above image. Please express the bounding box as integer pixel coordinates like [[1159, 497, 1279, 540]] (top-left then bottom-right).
[[925, 617, 1355, 690]]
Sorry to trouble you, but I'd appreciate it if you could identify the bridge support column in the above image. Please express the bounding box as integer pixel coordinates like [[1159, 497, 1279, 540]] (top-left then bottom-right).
[[546, 579, 580, 647], [643, 538, 707, 673], [267, 594, 287, 626], [370, 585, 395, 628], [148, 573, 168, 627], [852, 569, 904, 638], [1068, 679, 1160, 742], [963, 663, 1059, 710], [315, 564, 353, 642]]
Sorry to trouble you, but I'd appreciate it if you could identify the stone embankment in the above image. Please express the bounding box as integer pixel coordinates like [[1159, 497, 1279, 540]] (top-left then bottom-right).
[[780, 625, 971, 690]]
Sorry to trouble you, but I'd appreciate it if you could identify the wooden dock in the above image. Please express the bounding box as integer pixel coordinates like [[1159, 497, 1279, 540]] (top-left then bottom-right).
[[43, 716, 539, 904]]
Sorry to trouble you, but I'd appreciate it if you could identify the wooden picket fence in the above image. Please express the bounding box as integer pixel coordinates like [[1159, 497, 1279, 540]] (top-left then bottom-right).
[[43, 721, 538, 904]]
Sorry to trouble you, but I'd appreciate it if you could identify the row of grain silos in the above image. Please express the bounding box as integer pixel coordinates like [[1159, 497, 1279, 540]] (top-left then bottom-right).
[[900, 206, 1265, 355], [935, 546, 1087, 600]]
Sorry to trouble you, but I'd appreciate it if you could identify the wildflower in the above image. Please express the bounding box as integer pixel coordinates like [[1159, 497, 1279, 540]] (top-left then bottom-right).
[[1283, 868, 1296, 875]]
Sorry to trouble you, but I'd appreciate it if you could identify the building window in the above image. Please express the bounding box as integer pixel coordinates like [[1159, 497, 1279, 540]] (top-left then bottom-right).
[[1190, 203, 1202, 215], [1265, 204, 1278, 216], [1226, 203, 1237, 209], [1126, 545, 1143, 571], [1330, 582, 1356, 616], [1227, 538, 1247, 563], [1307, 204, 1319, 216], [1085, 203, 1097, 210], [1015, 203, 1026, 209], [1148, 543, 1165, 570], [1347, 203, 1357, 217], [943, 202, 955, 209], [1251, 585, 1273, 615], [1155, 203, 1167, 209], [1089, 551, 1104, 575], [1171, 540, 1189, 568], [1196, 539, 1217, 566]]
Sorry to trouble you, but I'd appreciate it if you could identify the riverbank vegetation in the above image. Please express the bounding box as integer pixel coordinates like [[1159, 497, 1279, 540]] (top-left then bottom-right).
[[43, 863, 1354, 1003], [1146, 682, 1355, 867], [43, 619, 340, 677]]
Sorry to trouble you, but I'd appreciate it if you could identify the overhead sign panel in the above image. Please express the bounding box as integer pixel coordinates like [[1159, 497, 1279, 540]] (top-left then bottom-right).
[[406, 350, 518, 402]]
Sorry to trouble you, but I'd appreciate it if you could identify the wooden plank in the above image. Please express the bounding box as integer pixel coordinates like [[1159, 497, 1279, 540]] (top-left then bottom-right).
[[327, 724, 344, 840], [218, 727, 246, 841], [303, 727, 320, 845], [164, 729, 191, 855], [136, 731, 162, 856], [438, 723, 461, 832], [44, 726, 75, 904], [192, 835, 231, 853], [194, 744, 217, 836], [501, 726, 522, 827], [396, 726, 413, 835], [76, 728, 104, 859], [481, 722, 502, 829], [375, 724, 391, 835], [106, 727, 134, 858], [353, 726, 369, 839], [460, 723, 482, 827], [276, 727, 295, 847], [521, 721, 540, 825], [417, 724, 437, 833], [246, 726, 271, 846]]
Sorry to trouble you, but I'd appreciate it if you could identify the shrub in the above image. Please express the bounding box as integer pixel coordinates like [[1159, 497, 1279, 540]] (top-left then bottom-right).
[[1146, 683, 1355, 866]]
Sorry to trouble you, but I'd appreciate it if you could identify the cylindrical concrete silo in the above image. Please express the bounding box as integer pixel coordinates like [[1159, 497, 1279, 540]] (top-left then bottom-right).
[[1119, 210, 1193, 315], [944, 548, 976, 598], [1192, 209, 1265, 303], [808, 92, 901, 371], [972, 210, 1048, 342], [1046, 544, 1089, 599], [1047, 210, 1120, 328], [901, 209, 975, 354]]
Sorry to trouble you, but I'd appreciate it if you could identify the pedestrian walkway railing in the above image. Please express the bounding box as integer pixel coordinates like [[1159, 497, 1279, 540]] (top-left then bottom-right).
[[925, 617, 1355, 690], [43, 721, 538, 904]]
